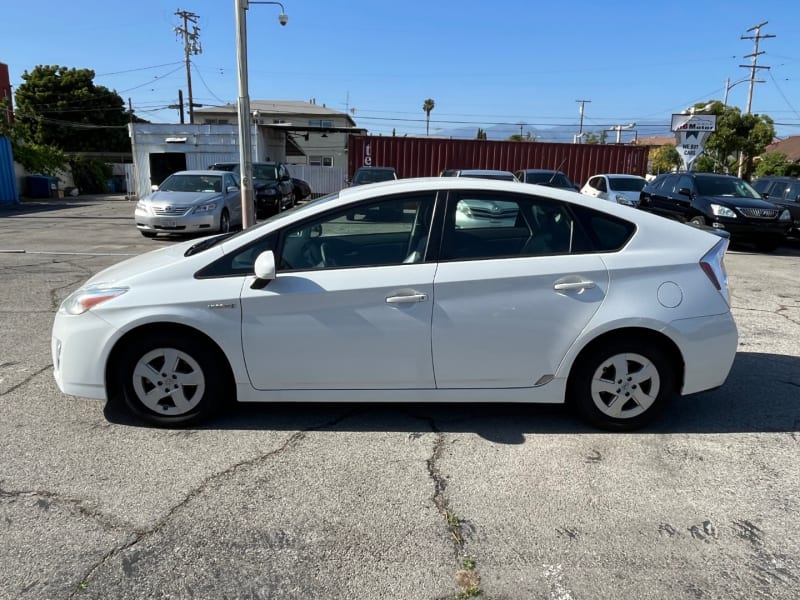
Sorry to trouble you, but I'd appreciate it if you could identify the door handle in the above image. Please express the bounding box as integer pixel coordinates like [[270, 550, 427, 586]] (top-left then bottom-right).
[[386, 293, 428, 304], [553, 280, 596, 292]]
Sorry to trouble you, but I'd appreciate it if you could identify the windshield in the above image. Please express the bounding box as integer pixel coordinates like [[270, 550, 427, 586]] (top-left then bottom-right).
[[159, 174, 223, 193], [252, 164, 278, 180], [462, 172, 516, 181], [525, 172, 572, 187], [695, 176, 761, 199], [608, 177, 646, 192]]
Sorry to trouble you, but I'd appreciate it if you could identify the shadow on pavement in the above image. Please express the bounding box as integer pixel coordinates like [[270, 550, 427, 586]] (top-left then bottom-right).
[[104, 351, 800, 442]]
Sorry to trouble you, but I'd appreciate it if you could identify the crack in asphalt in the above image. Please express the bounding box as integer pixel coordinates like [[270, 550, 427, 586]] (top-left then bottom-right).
[[731, 303, 800, 328], [0, 483, 133, 533], [0, 364, 53, 397], [68, 407, 363, 598]]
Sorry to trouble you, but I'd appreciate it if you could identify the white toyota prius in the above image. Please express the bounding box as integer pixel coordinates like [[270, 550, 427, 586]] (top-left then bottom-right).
[[52, 177, 738, 430]]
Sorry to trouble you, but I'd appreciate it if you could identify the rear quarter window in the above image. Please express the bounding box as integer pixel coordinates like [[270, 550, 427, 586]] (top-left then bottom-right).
[[570, 204, 636, 252]]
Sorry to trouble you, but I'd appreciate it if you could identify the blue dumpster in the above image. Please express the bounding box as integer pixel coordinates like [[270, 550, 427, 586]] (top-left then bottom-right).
[[26, 175, 53, 198]]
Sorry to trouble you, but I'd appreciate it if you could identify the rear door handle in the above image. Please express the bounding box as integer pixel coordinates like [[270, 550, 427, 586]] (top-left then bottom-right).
[[554, 280, 596, 292], [386, 293, 428, 304]]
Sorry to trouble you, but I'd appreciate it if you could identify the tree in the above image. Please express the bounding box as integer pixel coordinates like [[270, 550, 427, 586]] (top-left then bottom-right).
[[583, 132, 599, 145], [15, 65, 132, 153], [753, 151, 800, 178], [684, 100, 775, 178], [476, 128, 487, 140], [1, 97, 66, 175], [649, 145, 681, 174], [422, 98, 435, 136]]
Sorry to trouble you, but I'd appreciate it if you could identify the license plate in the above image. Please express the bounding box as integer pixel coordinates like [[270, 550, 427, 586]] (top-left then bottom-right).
[[161, 219, 177, 228]]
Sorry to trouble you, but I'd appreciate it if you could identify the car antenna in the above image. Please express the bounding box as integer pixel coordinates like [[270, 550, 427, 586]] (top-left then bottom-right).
[[548, 157, 568, 185]]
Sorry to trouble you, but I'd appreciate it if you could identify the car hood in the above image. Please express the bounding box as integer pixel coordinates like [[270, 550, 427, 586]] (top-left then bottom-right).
[[706, 195, 778, 209], [253, 178, 280, 190], [145, 190, 224, 205], [85, 238, 211, 286]]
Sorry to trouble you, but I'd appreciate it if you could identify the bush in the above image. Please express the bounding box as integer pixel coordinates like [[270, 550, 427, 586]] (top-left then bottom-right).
[[69, 156, 112, 194]]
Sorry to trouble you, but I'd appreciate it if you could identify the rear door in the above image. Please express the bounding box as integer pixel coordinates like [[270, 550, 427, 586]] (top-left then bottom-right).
[[431, 190, 609, 389]]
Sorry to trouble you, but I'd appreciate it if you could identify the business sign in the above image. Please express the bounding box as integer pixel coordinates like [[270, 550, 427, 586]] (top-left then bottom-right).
[[671, 114, 717, 171]]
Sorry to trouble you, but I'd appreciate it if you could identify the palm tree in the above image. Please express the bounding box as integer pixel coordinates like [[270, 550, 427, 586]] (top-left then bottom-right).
[[422, 98, 435, 136]]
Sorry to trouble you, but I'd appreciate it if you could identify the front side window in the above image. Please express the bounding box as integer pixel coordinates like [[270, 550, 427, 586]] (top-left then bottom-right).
[[278, 193, 436, 271], [786, 182, 800, 201]]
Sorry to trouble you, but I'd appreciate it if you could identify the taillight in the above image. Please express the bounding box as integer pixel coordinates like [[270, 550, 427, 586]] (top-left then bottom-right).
[[700, 240, 730, 305]]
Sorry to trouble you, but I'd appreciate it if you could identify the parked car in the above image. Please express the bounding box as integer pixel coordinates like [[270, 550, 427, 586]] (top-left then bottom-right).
[[291, 177, 312, 201], [349, 166, 398, 186], [515, 169, 579, 191], [639, 172, 791, 251], [134, 170, 242, 238], [581, 174, 648, 207], [442, 169, 519, 181], [54, 177, 737, 431], [751, 175, 800, 235], [209, 161, 295, 217]]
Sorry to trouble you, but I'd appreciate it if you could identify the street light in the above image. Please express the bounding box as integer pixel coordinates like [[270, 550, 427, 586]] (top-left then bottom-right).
[[235, 0, 288, 229], [610, 122, 636, 144]]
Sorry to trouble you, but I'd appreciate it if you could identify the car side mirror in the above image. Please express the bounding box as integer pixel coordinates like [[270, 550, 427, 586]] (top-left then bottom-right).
[[678, 187, 692, 197], [251, 250, 276, 289], [151, 184, 159, 192], [226, 185, 239, 193]]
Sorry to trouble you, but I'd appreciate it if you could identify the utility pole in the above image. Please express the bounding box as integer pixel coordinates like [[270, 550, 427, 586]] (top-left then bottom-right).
[[737, 21, 774, 178], [575, 99, 591, 143], [168, 90, 186, 124], [175, 9, 202, 124]]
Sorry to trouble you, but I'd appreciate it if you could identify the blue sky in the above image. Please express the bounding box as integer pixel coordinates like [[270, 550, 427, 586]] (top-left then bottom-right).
[[3, 0, 800, 140]]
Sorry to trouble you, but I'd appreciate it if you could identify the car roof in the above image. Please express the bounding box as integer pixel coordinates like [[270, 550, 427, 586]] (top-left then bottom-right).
[[457, 169, 515, 176], [591, 173, 647, 179], [171, 170, 226, 176], [518, 168, 563, 173]]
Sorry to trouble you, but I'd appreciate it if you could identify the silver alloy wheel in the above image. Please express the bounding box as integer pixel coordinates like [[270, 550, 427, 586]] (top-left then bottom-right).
[[131, 348, 206, 416], [590, 352, 660, 420]]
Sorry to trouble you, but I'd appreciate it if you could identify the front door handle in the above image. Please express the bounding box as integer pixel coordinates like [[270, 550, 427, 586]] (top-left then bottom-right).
[[386, 293, 428, 304], [554, 280, 596, 292]]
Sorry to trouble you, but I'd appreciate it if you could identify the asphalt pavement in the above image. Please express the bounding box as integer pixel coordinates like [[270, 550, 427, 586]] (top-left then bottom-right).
[[1, 198, 799, 599]]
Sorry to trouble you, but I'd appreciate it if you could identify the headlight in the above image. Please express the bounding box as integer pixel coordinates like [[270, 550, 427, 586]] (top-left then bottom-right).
[[710, 204, 737, 218], [615, 194, 636, 206], [60, 285, 129, 315], [457, 203, 473, 217], [135, 201, 151, 214], [193, 202, 218, 214], [258, 188, 278, 197], [779, 209, 791, 222]]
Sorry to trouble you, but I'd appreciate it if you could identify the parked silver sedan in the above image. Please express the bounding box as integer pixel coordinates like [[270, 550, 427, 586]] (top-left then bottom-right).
[[134, 170, 243, 238]]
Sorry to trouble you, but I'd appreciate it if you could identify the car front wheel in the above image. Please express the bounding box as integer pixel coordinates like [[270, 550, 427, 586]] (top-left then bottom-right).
[[219, 209, 231, 233], [116, 333, 223, 426], [568, 338, 675, 430]]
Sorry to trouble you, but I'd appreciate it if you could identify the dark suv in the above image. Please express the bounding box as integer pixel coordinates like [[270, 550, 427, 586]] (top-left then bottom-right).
[[751, 175, 800, 235], [640, 172, 791, 251], [209, 161, 294, 217]]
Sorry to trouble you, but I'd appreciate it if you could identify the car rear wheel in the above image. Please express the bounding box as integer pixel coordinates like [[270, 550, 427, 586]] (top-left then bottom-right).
[[117, 333, 223, 426], [568, 338, 675, 431]]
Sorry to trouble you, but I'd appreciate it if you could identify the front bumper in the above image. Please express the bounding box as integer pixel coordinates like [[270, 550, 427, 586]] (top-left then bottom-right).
[[135, 211, 220, 234], [708, 217, 790, 240], [52, 310, 119, 400]]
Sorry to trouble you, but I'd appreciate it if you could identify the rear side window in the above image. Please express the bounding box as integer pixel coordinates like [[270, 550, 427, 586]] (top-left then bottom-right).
[[570, 204, 636, 252]]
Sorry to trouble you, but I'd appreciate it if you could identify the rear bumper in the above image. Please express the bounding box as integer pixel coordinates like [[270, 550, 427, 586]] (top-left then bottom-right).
[[668, 312, 738, 395]]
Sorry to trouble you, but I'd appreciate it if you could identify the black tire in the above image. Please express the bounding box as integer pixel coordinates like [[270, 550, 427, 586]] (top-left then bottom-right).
[[140, 231, 157, 238], [568, 337, 675, 431], [755, 239, 779, 253], [219, 209, 231, 233], [116, 333, 225, 426]]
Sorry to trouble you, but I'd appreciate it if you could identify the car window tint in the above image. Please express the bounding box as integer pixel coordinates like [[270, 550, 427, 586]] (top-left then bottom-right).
[[278, 193, 435, 271], [786, 182, 800, 201], [441, 193, 589, 260], [195, 232, 278, 278], [569, 204, 636, 252]]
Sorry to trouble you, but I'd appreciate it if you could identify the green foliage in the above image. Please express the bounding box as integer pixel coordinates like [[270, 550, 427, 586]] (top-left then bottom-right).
[[15, 65, 131, 153], [11, 140, 67, 176], [423, 98, 435, 135], [476, 128, 487, 140], [583, 132, 599, 145], [754, 151, 800, 177], [69, 156, 112, 193], [684, 100, 775, 177], [649, 145, 681, 174]]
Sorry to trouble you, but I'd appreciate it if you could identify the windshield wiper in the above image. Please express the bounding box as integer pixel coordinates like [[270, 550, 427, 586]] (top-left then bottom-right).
[[184, 232, 235, 256]]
